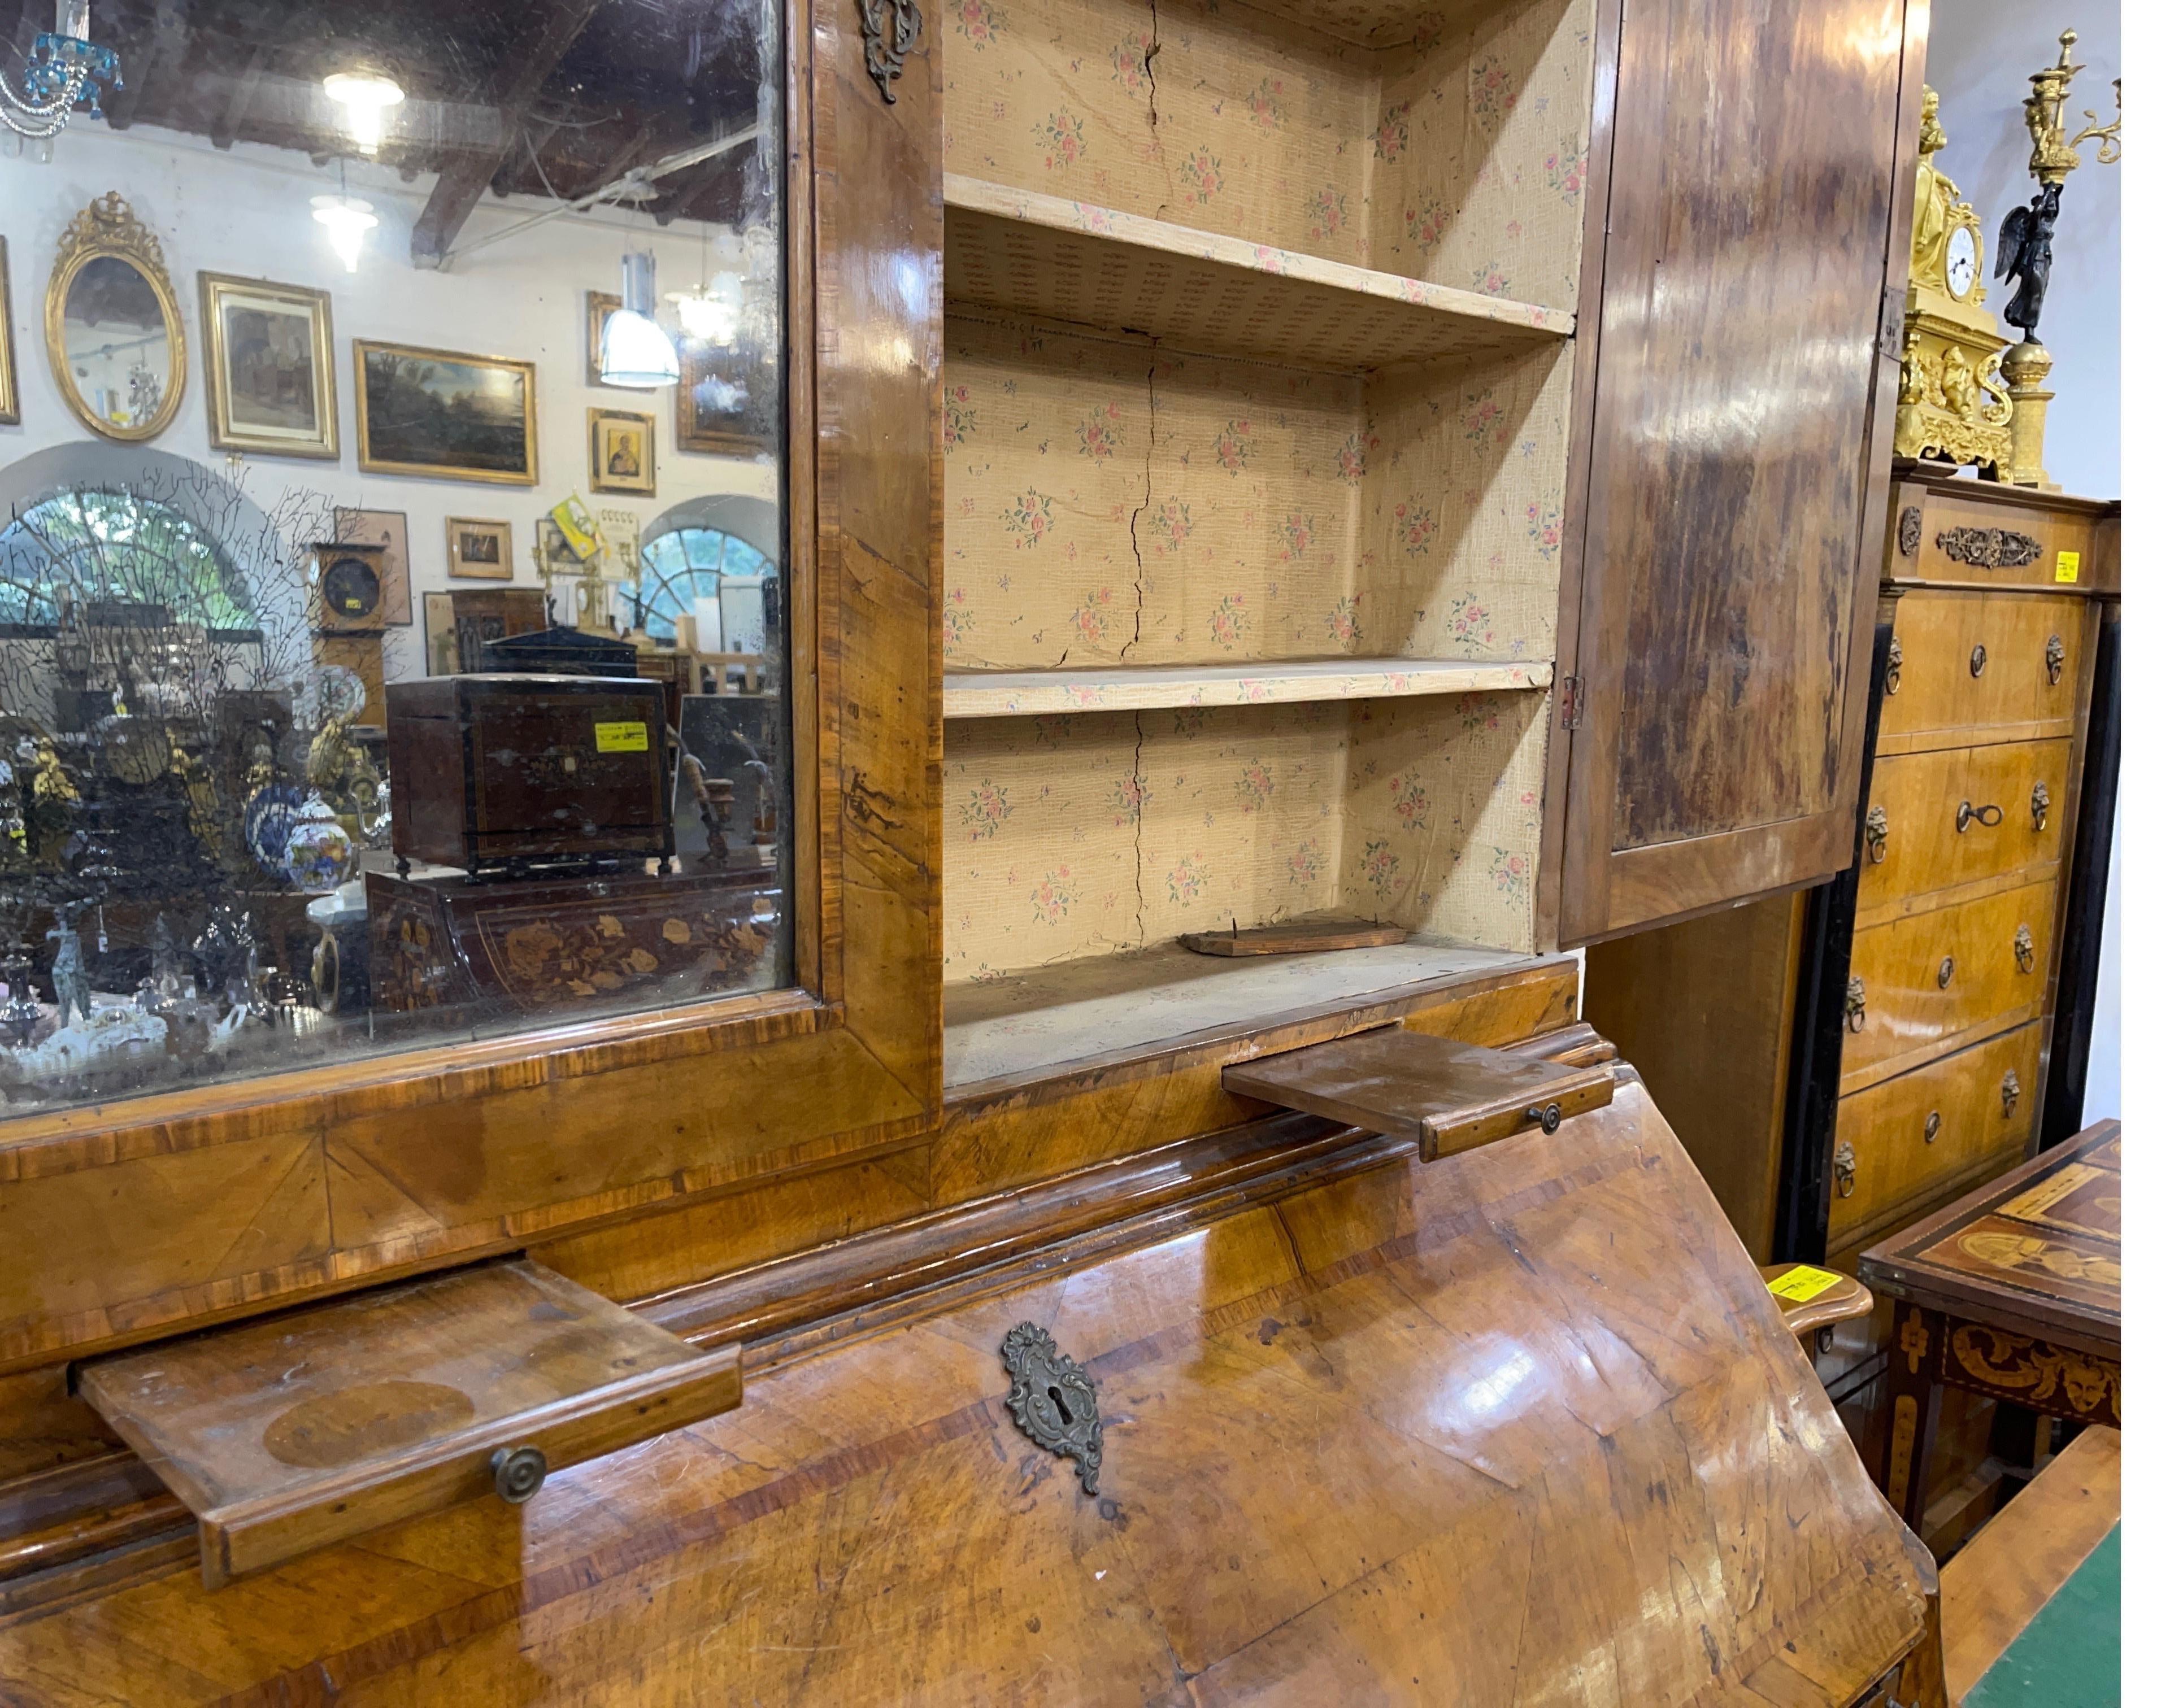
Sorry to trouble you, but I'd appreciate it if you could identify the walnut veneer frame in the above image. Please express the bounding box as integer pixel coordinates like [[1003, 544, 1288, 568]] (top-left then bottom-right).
[[0, 0, 945, 1375]]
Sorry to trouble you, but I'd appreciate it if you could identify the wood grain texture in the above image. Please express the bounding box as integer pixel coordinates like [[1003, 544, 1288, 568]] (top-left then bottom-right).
[[1941, 1425, 2119, 1701], [1855, 737, 2072, 918], [1583, 888, 1805, 1257], [77, 1261, 743, 1587], [1840, 878, 2056, 1095], [1221, 1026, 1614, 1156], [1878, 589, 2086, 753], [0, 1079, 1929, 1703], [945, 657, 1551, 717], [1828, 1022, 2043, 1253], [1558, 0, 1910, 941]]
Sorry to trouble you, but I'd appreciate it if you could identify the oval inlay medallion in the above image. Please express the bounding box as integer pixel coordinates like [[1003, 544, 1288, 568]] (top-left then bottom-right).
[[262, 1379, 477, 1469]]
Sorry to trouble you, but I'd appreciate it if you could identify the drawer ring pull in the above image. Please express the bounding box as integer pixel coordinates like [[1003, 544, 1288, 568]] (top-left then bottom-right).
[[2002, 1070, 2022, 1118], [2015, 923, 2036, 973], [1955, 799, 2004, 833], [490, 1444, 549, 1505], [1937, 955, 1955, 990], [1885, 637, 1904, 696], [1844, 975, 1867, 1033], [1864, 805, 1889, 864], [1923, 1109, 1942, 1145], [2046, 633, 2066, 686], [2032, 780, 2051, 832], [1834, 1141, 1856, 1199], [1970, 643, 1989, 678], [1525, 1102, 1564, 1135]]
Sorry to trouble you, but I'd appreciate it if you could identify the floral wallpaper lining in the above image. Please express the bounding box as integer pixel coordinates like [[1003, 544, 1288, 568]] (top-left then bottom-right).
[[944, 0, 1597, 310], [944, 688, 1549, 981]]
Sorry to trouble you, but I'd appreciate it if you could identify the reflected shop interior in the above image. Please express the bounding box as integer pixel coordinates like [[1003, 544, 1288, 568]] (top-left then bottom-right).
[[0, 0, 791, 1113]]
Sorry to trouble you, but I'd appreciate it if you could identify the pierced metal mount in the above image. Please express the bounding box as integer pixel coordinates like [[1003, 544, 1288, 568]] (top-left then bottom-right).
[[999, 1321, 1103, 1494], [859, 0, 923, 102]]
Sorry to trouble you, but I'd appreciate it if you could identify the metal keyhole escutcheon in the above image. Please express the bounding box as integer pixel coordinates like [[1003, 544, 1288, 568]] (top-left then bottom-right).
[[1970, 643, 1988, 678], [1955, 799, 2004, 834], [999, 1322, 1103, 1494], [1937, 956, 1955, 990], [1923, 1110, 1942, 1145]]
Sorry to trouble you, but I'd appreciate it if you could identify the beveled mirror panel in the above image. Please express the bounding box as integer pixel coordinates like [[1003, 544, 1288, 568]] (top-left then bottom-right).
[[44, 193, 186, 443]]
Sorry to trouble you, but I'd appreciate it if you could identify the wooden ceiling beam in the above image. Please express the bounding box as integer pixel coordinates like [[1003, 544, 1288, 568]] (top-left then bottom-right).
[[408, 0, 603, 270], [103, 0, 191, 132]]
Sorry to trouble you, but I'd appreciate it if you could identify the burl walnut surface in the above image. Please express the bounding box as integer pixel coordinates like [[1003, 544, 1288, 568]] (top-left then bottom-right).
[[0, 1082, 1926, 1703]]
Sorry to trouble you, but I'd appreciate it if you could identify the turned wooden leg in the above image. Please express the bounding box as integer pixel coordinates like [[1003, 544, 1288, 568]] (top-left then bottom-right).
[[1885, 1305, 1946, 1532]]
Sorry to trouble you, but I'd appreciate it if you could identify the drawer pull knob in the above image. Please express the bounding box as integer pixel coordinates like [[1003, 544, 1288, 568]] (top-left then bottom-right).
[[490, 1444, 549, 1505], [1937, 955, 1955, 990], [1923, 1109, 1942, 1145], [2046, 633, 2066, 686], [2032, 779, 2051, 832], [1886, 637, 1904, 695], [1525, 1101, 1564, 1135], [1834, 1140, 1857, 1198], [2015, 923, 2036, 973], [1864, 805, 1889, 864], [2002, 1070, 2022, 1118], [1970, 643, 1989, 678], [1844, 975, 1867, 1034], [1955, 799, 2004, 833]]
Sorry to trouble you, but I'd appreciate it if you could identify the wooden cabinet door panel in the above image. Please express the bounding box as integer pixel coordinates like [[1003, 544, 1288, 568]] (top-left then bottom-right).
[[1841, 878, 2056, 1093], [1880, 591, 2085, 752], [1857, 737, 2071, 916], [1828, 1021, 2041, 1249], [1554, 0, 1918, 944]]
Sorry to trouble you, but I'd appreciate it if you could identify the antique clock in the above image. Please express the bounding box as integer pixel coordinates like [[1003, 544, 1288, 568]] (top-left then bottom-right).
[[1895, 87, 2014, 473], [312, 541, 387, 634]]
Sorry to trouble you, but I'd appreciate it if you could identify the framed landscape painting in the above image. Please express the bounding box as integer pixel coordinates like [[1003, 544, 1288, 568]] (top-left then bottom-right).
[[675, 338, 767, 457], [355, 340, 537, 485], [200, 273, 337, 459]]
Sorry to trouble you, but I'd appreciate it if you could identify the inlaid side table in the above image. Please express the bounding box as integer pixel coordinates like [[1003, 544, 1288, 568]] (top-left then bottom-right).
[[1859, 1119, 2119, 1531]]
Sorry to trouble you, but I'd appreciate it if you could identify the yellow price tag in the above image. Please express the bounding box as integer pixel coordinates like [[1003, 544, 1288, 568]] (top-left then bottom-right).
[[1766, 1264, 1843, 1304], [2055, 550, 2081, 583], [594, 721, 650, 753]]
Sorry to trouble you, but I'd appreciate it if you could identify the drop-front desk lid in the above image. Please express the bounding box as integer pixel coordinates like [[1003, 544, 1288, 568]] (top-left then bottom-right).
[[29, 1077, 1931, 1704]]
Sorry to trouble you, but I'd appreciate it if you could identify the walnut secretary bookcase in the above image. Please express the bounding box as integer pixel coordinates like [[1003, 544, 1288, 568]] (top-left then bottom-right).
[[0, 0, 1935, 1664]]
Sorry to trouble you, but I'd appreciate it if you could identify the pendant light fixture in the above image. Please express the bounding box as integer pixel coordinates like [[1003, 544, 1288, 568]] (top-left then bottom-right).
[[323, 68, 404, 157], [599, 250, 681, 387], [311, 159, 377, 273]]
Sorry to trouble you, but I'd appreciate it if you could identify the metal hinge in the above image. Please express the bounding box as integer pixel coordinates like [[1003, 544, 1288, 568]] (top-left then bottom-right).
[[1559, 675, 1584, 730], [1877, 284, 1907, 361]]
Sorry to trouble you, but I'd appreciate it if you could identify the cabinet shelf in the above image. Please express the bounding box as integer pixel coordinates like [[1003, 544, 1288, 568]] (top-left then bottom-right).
[[946, 936, 1546, 1091], [945, 657, 1553, 718], [944, 175, 1575, 371]]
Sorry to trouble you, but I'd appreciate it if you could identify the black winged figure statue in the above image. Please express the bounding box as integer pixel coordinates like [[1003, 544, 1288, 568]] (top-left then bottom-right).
[[1995, 181, 2061, 339]]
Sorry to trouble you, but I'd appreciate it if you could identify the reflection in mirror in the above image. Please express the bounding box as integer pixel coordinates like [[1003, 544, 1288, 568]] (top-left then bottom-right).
[[0, 0, 791, 1118]]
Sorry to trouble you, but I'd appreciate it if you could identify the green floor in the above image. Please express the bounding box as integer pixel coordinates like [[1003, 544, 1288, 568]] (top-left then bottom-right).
[[1967, 1523, 2120, 1706]]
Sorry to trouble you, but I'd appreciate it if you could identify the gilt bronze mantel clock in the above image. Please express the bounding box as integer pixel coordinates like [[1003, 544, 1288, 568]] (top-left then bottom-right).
[[1895, 87, 2012, 475]]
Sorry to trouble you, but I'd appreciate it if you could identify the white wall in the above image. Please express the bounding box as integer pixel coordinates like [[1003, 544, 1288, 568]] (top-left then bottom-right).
[[0, 122, 780, 688], [1925, 1, 2120, 1122]]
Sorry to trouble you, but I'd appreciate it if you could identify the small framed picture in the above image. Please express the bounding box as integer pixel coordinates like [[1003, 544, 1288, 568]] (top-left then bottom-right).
[[421, 591, 460, 676], [446, 516, 515, 580], [333, 507, 413, 625], [537, 516, 590, 576], [677, 339, 767, 457], [586, 290, 651, 391], [356, 340, 538, 486], [199, 273, 337, 459], [589, 407, 656, 496], [0, 238, 18, 427]]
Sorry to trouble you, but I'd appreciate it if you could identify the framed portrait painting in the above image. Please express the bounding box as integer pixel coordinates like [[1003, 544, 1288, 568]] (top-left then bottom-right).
[[0, 238, 17, 427], [588, 407, 656, 496], [199, 273, 337, 459], [356, 340, 537, 485], [446, 517, 515, 580]]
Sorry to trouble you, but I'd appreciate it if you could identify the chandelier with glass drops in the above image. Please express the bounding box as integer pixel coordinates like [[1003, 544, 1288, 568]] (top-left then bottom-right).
[[1, 1, 121, 145]]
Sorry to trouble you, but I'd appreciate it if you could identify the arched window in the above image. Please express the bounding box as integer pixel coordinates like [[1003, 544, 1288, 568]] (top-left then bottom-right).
[[631, 526, 776, 648], [0, 489, 254, 631]]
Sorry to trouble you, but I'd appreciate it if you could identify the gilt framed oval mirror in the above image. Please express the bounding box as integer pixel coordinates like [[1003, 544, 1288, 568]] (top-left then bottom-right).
[[44, 193, 187, 443]]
